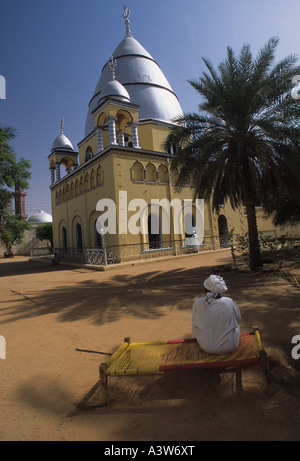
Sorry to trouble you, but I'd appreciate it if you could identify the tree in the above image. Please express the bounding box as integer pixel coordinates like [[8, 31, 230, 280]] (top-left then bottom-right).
[[165, 37, 300, 270], [0, 126, 31, 209], [264, 193, 300, 227], [35, 222, 53, 250], [0, 125, 31, 257], [0, 211, 31, 257]]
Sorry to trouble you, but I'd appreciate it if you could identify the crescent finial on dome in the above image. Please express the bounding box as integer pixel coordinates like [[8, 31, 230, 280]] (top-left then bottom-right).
[[108, 55, 117, 80], [123, 5, 131, 37]]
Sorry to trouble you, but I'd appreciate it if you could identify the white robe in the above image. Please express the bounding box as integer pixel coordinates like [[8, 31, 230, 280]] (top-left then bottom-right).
[[192, 296, 241, 354]]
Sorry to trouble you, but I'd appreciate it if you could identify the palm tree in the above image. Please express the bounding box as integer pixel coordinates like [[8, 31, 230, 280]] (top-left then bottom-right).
[[165, 37, 300, 270]]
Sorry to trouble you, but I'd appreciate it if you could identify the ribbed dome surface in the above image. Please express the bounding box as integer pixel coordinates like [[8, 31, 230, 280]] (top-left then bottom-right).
[[85, 35, 183, 137]]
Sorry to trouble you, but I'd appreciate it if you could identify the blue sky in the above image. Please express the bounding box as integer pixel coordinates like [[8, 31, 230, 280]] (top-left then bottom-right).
[[1, 0, 299, 217]]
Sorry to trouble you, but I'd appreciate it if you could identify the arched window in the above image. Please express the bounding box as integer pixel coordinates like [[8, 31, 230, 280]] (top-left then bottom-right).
[[96, 166, 103, 186], [158, 165, 168, 184], [167, 143, 178, 155], [79, 176, 84, 193], [84, 173, 90, 191], [62, 226, 68, 251], [132, 162, 144, 182], [75, 179, 79, 195], [145, 163, 156, 183], [85, 146, 93, 162], [76, 223, 83, 252], [90, 169, 96, 189], [124, 133, 133, 147], [70, 182, 75, 198]]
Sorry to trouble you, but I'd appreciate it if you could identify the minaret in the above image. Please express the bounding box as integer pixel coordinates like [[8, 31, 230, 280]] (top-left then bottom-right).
[[49, 118, 78, 184], [14, 184, 28, 221]]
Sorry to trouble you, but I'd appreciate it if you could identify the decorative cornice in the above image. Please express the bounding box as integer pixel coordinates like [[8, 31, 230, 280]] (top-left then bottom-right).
[[49, 145, 173, 189]]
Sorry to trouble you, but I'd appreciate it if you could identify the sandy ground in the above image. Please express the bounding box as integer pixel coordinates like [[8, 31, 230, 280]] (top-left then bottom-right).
[[0, 250, 300, 442]]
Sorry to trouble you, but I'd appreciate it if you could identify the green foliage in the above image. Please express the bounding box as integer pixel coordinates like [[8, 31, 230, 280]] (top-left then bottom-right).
[[263, 193, 300, 227], [230, 229, 300, 270], [0, 211, 31, 257], [165, 37, 300, 270], [0, 126, 31, 212], [0, 125, 32, 257], [35, 223, 53, 249]]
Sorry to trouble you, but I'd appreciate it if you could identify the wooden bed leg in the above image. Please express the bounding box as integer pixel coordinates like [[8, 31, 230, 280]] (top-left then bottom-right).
[[99, 363, 109, 406], [260, 350, 276, 396], [252, 326, 276, 396]]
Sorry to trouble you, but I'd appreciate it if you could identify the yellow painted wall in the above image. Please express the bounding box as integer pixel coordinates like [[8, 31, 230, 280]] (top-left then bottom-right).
[[51, 152, 118, 249], [50, 146, 205, 250], [50, 100, 300, 254], [138, 123, 173, 152], [78, 133, 98, 166]]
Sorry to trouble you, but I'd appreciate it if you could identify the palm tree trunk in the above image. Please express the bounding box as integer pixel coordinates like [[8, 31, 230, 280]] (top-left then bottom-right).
[[244, 195, 263, 270]]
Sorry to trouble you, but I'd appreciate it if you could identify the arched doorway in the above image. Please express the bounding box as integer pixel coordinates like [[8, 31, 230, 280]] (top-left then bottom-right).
[[148, 213, 162, 249], [218, 215, 229, 248], [185, 212, 196, 240], [94, 219, 103, 248], [184, 212, 200, 252]]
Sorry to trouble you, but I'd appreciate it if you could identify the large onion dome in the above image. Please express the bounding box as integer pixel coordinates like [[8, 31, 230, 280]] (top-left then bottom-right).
[[84, 30, 183, 137]]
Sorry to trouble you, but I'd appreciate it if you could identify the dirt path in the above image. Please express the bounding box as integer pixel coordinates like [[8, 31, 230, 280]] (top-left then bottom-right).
[[0, 251, 299, 441]]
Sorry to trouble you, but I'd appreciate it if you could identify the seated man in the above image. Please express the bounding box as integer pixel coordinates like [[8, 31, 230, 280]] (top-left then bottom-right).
[[192, 274, 241, 354]]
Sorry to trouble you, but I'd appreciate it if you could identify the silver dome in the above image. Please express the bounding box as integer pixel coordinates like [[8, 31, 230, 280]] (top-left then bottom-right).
[[27, 210, 53, 224], [98, 79, 131, 104], [52, 133, 74, 152], [85, 35, 183, 137]]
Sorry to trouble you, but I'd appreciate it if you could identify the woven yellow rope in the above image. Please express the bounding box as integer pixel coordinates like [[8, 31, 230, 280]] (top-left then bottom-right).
[[105, 332, 262, 377]]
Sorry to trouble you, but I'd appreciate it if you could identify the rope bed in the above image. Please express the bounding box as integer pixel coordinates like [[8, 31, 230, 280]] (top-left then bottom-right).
[[99, 327, 273, 405]]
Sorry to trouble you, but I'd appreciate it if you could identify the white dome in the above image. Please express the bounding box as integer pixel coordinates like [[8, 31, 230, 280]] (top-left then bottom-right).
[[98, 79, 131, 104], [27, 210, 53, 224], [85, 35, 183, 137], [52, 133, 74, 152]]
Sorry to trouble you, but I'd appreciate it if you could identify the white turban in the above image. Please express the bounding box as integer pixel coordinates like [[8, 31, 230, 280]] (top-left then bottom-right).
[[204, 275, 228, 295]]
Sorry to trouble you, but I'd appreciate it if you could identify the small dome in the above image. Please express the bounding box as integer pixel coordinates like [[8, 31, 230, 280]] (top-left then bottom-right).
[[27, 210, 53, 224], [98, 79, 131, 104], [52, 133, 74, 152]]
